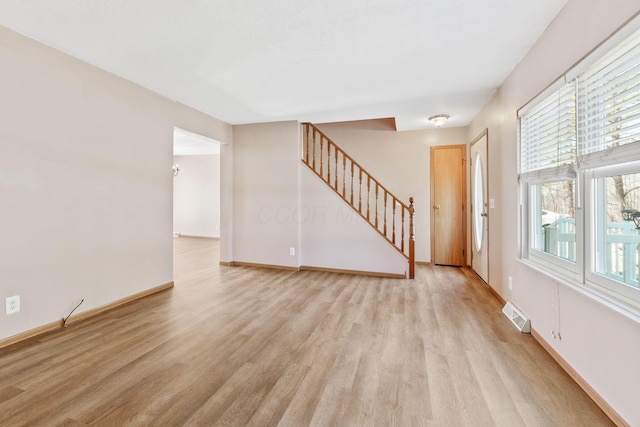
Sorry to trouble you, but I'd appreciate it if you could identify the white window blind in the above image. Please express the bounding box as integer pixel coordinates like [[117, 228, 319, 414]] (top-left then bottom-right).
[[577, 27, 640, 168], [520, 82, 576, 180]]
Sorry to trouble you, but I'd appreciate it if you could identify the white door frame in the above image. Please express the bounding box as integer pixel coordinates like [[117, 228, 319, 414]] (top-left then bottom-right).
[[470, 129, 489, 283]]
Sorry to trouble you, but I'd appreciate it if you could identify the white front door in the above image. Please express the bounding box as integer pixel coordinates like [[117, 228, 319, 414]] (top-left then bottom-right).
[[470, 130, 489, 283]]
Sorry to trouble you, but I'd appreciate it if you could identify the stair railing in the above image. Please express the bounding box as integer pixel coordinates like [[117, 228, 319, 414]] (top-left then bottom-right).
[[302, 123, 415, 279]]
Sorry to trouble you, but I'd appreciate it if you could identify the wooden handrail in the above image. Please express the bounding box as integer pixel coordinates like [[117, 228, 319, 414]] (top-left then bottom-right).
[[304, 124, 412, 210], [301, 122, 416, 279]]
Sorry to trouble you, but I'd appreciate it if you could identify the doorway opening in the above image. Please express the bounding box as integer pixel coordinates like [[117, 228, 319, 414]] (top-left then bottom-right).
[[172, 127, 222, 272]]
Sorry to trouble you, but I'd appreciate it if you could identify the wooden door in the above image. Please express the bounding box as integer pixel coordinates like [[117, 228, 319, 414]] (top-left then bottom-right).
[[431, 145, 466, 266]]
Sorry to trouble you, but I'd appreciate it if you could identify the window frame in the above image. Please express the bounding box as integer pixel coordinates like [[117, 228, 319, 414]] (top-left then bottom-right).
[[520, 177, 582, 282], [584, 162, 640, 310], [518, 15, 640, 312]]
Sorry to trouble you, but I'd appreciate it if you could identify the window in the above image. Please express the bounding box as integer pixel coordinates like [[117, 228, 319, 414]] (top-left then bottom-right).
[[587, 166, 640, 306], [472, 150, 485, 251], [519, 19, 640, 309], [519, 81, 578, 277], [592, 169, 640, 286], [531, 181, 576, 263]]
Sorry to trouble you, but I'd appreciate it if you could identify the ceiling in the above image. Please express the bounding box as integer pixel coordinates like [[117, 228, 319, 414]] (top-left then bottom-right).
[[0, 0, 567, 130]]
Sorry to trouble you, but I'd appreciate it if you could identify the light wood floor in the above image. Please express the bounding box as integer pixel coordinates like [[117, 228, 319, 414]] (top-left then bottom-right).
[[0, 237, 612, 426]]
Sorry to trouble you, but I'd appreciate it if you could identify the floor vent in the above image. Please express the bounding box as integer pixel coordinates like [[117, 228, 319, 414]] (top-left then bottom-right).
[[502, 302, 531, 333]]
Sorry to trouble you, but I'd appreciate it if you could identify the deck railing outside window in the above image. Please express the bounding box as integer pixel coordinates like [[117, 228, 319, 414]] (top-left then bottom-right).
[[544, 217, 640, 288]]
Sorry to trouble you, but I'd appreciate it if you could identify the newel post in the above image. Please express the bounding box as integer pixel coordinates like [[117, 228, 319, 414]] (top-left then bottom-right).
[[409, 197, 415, 279]]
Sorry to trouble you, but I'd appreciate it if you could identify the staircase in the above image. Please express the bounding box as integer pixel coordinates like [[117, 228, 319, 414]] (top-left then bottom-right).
[[301, 123, 415, 279]]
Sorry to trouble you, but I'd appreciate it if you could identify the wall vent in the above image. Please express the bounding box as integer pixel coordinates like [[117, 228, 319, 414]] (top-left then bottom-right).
[[502, 302, 531, 333]]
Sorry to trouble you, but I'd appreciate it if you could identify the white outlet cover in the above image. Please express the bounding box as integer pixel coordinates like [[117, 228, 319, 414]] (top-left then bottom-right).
[[6, 295, 20, 315]]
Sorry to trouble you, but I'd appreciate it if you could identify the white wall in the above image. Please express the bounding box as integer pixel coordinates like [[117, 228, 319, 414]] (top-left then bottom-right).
[[0, 26, 232, 342], [219, 142, 234, 263], [300, 166, 408, 275], [467, 2, 640, 424], [315, 122, 468, 263], [232, 121, 300, 268], [231, 120, 422, 275], [173, 154, 221, 238]]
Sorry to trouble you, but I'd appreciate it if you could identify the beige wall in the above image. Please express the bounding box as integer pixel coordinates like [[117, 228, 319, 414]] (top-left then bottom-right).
[[316, 122, 469, 263], [231, 120, 437, 275], [173, 154, 221, 238], [232, 121, 301, 267], [300, 166, 408, 275], [467, 2, 640, 424], [0, 26, 231, 341]]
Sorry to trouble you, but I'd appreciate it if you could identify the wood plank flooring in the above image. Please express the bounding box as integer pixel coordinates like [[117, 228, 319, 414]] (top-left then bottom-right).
[[0, 237, 612, 426]]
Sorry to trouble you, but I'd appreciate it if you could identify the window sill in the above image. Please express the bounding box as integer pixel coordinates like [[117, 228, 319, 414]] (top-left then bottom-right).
[[518, 258, 640, 324]]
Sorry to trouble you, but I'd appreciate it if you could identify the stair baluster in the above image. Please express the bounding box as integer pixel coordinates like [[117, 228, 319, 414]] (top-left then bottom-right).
[[350, 162, 354, 205], [301, 122, 415, 278]]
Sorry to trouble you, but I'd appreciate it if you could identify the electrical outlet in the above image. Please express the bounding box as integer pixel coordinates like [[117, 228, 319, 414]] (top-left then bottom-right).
[[6, 295, 20, 315], [290, 247, 295, 256], [508, 276, 513, 290]]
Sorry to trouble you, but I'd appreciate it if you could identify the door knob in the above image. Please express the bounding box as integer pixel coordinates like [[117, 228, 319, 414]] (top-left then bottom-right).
[[433, 204, 440, 210]]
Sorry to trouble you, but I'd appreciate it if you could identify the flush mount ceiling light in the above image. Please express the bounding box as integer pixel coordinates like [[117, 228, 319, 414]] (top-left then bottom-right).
[[429, 114, 450, 127]]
